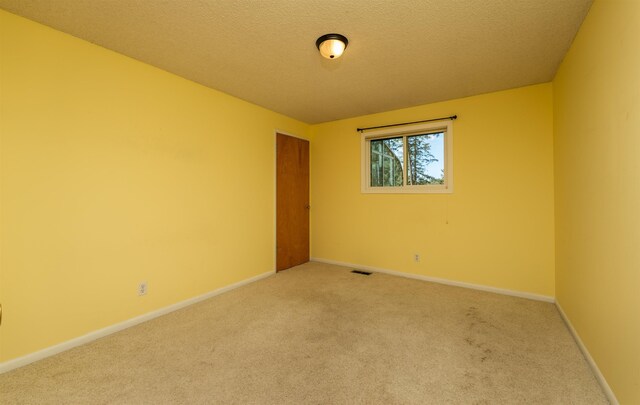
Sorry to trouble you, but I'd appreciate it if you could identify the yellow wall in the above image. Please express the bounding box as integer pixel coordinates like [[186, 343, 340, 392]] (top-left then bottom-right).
[[0, 10, 309, 362], [553, 0, 640, 403], [311, 84, 555, 297]]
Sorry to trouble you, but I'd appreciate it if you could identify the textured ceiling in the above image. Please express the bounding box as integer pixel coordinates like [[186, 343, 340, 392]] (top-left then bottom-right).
[[0, 0, 593, 124]]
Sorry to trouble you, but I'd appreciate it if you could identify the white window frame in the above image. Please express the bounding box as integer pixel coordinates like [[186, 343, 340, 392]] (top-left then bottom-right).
[[361, 120, 453, 194]]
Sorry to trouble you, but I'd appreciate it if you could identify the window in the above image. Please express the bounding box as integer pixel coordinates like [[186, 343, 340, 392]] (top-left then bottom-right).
[[361, 120, 453, 193]]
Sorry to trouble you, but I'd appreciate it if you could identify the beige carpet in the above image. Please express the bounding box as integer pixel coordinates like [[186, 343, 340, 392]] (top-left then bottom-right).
[[0, 262, 607, 404]]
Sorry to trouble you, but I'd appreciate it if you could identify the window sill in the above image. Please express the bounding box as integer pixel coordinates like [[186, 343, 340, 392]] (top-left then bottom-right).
[[361, 185, 452, 194]]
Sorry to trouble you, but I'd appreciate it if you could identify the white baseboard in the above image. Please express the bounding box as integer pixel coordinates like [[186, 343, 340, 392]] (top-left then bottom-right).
[[311, 257, 555, 303], [0, 270, 274, 374], [556, 302, 619, 405]]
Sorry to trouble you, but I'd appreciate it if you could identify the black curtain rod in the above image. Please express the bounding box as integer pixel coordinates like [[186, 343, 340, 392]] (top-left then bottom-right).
[[357, 115, 457, 133]]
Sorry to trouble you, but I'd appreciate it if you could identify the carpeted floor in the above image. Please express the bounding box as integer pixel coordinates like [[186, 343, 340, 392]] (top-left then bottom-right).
[[0, 262, 607, 404]]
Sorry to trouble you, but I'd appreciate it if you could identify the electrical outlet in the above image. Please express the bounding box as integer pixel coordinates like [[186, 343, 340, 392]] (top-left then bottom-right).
[[414, 254, 421, 263], [138, 281, 148, 296]]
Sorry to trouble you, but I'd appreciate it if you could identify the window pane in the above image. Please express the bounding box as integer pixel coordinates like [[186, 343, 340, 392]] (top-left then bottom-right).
[[370, 137, 403, 187], [406, 132, 444, 185]]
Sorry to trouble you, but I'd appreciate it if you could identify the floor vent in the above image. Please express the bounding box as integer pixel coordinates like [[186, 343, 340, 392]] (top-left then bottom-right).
[[351, 270, 372, 276]]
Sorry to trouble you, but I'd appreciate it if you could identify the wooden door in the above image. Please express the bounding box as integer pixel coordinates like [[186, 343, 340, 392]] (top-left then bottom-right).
[[276, 133, 310, 271]]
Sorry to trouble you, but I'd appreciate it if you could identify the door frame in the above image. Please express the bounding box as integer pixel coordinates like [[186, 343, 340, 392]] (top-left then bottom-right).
[[274, 129, 309, 272]]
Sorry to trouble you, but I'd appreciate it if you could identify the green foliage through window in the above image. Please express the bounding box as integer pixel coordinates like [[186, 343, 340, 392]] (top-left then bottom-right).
[[369, 132, 444, 187], [407, 133, 444, 185]]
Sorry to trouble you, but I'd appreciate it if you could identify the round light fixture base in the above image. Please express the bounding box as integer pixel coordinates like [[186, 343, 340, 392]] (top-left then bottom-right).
[[316, 33, 349, 59]]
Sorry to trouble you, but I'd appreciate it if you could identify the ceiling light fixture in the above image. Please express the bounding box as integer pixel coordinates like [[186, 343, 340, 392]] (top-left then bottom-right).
[[316, 33, 348, 59]]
